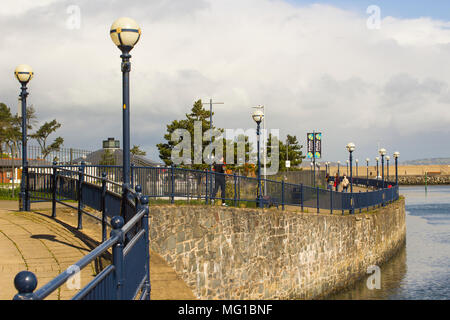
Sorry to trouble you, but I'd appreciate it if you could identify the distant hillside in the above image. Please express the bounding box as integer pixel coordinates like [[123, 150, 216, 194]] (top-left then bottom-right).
[[402, 158, 450, 165]]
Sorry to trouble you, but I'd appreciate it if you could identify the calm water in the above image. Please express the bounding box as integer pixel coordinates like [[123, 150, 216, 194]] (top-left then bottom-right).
[[327, 185, 450, 300]]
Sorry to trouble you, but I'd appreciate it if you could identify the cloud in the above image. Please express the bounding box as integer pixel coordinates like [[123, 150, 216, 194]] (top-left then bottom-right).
[[1, 0, 450, 162]]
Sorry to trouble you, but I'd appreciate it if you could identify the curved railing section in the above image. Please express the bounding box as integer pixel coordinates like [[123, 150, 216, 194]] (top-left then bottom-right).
[[13, 165, 150, 300], [23, 164, 399, 213]]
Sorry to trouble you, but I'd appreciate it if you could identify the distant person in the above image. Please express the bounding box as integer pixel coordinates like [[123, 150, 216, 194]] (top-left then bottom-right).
[[342, 175, 349, 192], [334, 173, 340, 191], [213, 157, 227, 206], [326, 174, 333, 191]]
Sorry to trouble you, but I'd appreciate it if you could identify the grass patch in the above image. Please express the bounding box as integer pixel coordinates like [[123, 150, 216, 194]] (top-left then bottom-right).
[[0, 187, 20, 200]]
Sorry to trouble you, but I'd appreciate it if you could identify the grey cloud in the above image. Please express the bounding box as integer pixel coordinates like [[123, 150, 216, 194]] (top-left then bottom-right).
[[2, 0, 450, 162]]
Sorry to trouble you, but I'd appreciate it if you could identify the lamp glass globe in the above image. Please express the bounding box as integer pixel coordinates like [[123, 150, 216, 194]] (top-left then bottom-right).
[[110, 17, 141, 48], [14, 64, 33, 83], [252, 109, 264, 123]]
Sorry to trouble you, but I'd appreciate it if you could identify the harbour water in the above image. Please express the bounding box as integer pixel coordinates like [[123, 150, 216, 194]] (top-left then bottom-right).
[[326, 185, 450, 300]]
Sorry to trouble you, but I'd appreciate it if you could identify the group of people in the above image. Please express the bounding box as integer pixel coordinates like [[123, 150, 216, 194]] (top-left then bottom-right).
[[326, 173, 350, 192]]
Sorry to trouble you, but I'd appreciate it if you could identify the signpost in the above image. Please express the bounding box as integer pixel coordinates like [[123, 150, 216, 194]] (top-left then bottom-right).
[[307, 132, 322, 187]]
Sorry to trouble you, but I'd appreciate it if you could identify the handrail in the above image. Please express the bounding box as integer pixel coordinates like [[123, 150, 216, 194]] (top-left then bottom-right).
[[13, 166, 151, 300], [33, 235, 120, 300]]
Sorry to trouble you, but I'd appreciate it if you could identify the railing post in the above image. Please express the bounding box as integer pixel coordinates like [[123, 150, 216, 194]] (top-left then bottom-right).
[[205, 170, 209, 205], [367, 189, 369, 212], [281, 180, 285, 211], [170, 166, 175, 204], [130, 164, 135, 188], [25, 163, 30, 211], [359, 191, 362, 213], [111, 216, 125, 300], [101, 172, 107, 242], [300, 183, 304, 211], [52, 161, 57, 218], [137, 190, 151, 300], [13, 271, 38, 300], [77, 161, 85, 230], [330, 189, 333, 215], [234, 173, 237, 207], [316, 186, 319, 214]]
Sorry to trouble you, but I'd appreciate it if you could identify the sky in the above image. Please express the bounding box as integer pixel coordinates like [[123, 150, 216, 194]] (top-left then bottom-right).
[[1, 0, 450, 165]]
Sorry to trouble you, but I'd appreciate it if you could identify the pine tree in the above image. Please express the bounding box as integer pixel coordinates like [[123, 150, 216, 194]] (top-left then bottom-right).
[[266, 133, 305, 171], [157, 99, 217, 170]]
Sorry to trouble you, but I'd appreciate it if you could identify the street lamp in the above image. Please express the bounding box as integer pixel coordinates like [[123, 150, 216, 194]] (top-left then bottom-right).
[[393, 152, 400, 185], [375, 156, 379, 178], [15, 64, 34, 211], [379, 148, 387, 188], [252, 109, 264, 208], [355, 159, 359, 177], [252, 105, 267, 195], [110, 17, 141, 186], [346, 142, 355, 214], [386, 156, 390, 183], [366, 158, 370, 188]]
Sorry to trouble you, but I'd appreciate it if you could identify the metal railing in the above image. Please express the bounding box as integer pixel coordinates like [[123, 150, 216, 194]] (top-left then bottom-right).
[[12, 163, 400, 300], [60, 164, 399, 211], [13, 165, 150, 300], [22, 164, 400, 213]]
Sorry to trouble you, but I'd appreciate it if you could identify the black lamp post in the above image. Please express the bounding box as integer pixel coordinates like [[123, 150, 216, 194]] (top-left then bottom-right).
[[252, 109, 264, 208], [379, 148, 386, 188], [366, 158, 370, 188], [346, 142, 355, 213], [346, 159, 349, 176], [394, 152, 400, 185], [375, 156, 379, 179], [15, 64, 33, 211], [386, 156, 390, 184], [110, 17, 141, 186], [355, 159, 359, 177]]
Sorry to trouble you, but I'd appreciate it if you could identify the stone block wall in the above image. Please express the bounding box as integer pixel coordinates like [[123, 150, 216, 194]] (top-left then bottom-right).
[[398, 175, 450, 185], [149, 200, 406, 299]]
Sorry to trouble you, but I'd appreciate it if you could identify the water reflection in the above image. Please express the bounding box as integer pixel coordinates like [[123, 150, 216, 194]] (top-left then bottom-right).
[[325, 185, 450, 300], [326, 244, 407, 300]]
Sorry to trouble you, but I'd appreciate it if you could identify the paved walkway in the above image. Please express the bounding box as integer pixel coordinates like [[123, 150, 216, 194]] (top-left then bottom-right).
[[0, 201, 196, 300]]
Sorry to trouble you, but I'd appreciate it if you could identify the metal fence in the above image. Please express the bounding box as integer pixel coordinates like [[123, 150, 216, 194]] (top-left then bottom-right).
[[272, 169, 327, 188], [4, 145, 92, 164], [13, 165, 150, 300], [25, 164, 398, 211]]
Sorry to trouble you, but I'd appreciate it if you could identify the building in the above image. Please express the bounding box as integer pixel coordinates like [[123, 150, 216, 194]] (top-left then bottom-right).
[[73, 138, 161, 167], [0, 158, 51, 183]]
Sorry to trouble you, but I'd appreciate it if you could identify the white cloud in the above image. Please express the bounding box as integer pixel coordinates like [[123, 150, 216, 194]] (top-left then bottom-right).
[[1, 0, 450, 161]]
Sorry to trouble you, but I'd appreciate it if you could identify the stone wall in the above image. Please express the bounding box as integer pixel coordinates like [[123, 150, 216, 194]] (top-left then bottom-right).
[[398, 175, 450, 185], [149, 200, 406, 300]]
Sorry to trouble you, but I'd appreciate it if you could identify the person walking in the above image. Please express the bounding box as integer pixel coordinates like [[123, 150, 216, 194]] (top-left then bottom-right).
[[212, 157, 227, 206], [334, 173, 340, 192], [342, 175, 349, 193], [326, 174, 333, 191]]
